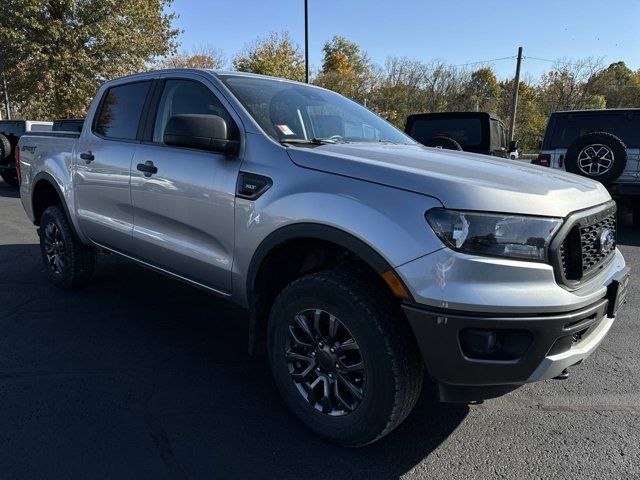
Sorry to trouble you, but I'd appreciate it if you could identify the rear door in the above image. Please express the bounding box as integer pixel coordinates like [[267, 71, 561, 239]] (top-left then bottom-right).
[[129, 74, 242, 293], [75, 80, 153, 252]]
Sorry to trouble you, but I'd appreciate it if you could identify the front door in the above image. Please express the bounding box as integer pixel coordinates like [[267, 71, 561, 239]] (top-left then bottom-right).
[[75, 80, 152, 252], [129, 77, 241, 293]]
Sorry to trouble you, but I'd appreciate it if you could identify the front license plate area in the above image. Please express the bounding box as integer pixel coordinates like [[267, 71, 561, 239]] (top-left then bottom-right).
[[607, 267, 631, 317]]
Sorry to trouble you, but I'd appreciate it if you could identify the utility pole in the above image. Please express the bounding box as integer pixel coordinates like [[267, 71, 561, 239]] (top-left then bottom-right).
[[0, 54, 10, 120], [304, 0, 309, 83], [508, 46, 523, 142]]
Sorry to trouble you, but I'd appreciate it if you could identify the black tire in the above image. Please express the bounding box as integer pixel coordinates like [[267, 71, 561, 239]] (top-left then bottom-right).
[[267, 269, 423, 446], [564, 132, 627, 184], [424, 135, 463, 151], [0, 133, 10, 161], [1, 170, 19, 187], [39, 205, 97, 289]]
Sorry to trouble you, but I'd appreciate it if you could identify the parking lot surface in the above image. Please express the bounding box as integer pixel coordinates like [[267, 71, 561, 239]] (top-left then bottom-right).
[[0, 180, 639, 480]]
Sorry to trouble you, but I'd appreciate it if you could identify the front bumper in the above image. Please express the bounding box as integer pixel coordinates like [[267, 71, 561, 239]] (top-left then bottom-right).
[[402, 265, 629, 402], [403, 298, 609, 385]]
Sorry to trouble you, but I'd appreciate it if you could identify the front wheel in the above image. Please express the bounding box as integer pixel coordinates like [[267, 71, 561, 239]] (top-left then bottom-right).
[[39, 205, 97, 289], [267, 269, 423, 446]]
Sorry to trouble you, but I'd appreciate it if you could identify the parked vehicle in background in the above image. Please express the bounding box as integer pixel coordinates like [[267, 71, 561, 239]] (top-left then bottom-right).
[[16, 70, 629, 446], [405, 112, 518, 158], [536, 109, 640, 225], [0, 120, 53, 186], [52, 118, 85, 133]]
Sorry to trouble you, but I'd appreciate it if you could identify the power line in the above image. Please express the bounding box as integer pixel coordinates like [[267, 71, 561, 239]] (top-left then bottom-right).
[[524, 56, 583, 67], [452, 56, 516, 68]]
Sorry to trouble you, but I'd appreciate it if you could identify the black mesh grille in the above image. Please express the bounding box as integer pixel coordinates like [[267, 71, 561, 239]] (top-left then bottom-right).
[[560, 212, 616, 282]]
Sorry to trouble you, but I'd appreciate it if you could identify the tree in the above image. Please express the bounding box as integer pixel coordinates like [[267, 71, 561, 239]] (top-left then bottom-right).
[[233, 32, 304, 81], [314, 36, 376, 104], [587, 61, 640, 108], [497, 79, 546, 152], [465, 67, 501, 112], [155, 46, 225, 70], [536, 57, 604, 113], [0, 0, 180, 119]]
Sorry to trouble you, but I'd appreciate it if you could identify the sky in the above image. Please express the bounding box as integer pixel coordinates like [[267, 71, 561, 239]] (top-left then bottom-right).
[[170, 0, 640, 80]]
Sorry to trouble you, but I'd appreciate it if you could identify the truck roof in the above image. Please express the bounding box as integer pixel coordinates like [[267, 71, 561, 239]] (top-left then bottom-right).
[[104, 68, 325, 90], [406, 111, 505, 123]]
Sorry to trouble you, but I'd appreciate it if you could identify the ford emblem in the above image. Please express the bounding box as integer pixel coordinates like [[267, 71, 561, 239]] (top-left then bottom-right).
[[599, 228, 615, 253]]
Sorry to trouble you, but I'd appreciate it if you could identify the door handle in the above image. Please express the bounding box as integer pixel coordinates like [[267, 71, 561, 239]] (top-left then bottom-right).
[[137, 160, 158, 177], [80, 151, 94, 163]]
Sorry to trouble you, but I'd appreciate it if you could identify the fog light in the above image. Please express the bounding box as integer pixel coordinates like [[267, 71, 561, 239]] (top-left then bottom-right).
[[461, 329, 499, 356]]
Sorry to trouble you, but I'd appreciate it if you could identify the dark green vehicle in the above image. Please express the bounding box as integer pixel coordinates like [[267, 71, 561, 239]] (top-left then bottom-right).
[[405, 111, 519, 158]]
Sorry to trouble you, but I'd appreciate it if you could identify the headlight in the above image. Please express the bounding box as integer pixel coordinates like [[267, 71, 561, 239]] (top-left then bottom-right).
[[425, 209, 562, 262]]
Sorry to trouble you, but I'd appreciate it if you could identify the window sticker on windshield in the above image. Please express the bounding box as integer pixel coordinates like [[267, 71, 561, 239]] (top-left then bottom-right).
[[276, 124, 295, 135]]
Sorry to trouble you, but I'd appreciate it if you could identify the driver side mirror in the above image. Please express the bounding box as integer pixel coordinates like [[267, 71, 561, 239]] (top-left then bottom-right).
[[508, 140, 519, 152], [163, 114, 239, 154]]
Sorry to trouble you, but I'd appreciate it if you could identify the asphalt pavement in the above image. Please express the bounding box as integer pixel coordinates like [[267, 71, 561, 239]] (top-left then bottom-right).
[[0, 180, 639, 480]]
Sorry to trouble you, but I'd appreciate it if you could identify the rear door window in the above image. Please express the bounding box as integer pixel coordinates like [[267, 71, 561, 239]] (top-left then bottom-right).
[[409, 118, 482, 148], [550, 113, 640, 148], [94, 81, 151, 140]]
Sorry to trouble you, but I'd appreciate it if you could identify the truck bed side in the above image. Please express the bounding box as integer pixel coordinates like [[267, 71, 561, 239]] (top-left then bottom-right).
[[18, 132, 81, 231]]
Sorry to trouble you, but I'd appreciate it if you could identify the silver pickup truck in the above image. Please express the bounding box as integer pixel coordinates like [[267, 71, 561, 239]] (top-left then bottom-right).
[[17, 69, 629, 446]]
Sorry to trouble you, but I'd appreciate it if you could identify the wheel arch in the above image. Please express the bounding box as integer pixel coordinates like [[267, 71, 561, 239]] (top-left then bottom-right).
[[31, 173, 76, 233], [246, 223, 411, 354]]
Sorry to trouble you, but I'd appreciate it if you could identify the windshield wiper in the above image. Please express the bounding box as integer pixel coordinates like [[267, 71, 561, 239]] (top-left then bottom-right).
[[279, 137, 341, 145]]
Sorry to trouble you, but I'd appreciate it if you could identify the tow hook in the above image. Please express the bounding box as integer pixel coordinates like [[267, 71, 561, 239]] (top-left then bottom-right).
[[553, 368, 570, 380]]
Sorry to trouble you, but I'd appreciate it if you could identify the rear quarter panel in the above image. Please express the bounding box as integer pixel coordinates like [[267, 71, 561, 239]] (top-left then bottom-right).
[[18, 134, 84, 238]]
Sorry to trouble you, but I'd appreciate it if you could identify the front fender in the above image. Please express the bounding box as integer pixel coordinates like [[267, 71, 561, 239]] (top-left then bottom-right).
[[232, 169, 445, 306]]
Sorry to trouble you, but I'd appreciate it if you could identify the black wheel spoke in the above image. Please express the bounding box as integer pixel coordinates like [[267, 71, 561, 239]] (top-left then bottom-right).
[[337, 338, 358, 353], [294, 314, 314, 342], [341, 360, 364, 373], [328, 315, 338, 340], [288, 324, 312, 348], [285, 308, 366, 416], [337, 373, 363, 400]]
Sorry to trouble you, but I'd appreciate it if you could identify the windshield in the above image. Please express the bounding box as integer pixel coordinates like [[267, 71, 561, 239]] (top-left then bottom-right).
[[219, 75, 415, 145]]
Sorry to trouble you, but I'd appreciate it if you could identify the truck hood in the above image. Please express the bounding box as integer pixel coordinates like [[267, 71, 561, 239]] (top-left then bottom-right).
[[286, 143, 611, 217]]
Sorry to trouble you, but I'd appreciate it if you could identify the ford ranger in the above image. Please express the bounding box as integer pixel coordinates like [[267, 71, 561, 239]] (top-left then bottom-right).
[[17, 70, 629, 446]]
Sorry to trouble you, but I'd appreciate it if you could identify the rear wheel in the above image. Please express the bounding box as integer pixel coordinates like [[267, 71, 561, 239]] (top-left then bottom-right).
[[39, 206, 97, 289], [267, 269, 423, 446]]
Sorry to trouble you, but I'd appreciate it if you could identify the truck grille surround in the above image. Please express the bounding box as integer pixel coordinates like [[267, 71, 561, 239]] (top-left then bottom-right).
[[551, 201, 617, 288]]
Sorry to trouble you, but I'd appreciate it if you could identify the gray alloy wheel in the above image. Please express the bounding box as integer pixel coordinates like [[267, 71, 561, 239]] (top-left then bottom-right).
[[577, 144, 615, 176], [43, 221, 65, 274], [285, 308, 366, 416]]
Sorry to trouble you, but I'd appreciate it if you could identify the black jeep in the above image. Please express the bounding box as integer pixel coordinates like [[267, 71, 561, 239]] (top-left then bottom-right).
[[405, 112, 518, 158]]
